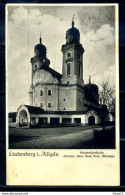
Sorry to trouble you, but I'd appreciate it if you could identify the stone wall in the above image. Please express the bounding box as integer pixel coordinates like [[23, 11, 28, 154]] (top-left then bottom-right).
[[59, 85, 77, 111], [76, 86, 85, 111], [33, 84, 59, 111]]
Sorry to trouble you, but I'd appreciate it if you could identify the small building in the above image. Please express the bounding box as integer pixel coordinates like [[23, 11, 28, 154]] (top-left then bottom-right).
[[16, 19, 103, 128], [9, 112, 17, 128], [9, 112, 17, 122]]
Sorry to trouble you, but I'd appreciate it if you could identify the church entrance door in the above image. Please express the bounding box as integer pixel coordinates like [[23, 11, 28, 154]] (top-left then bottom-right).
[[88, 116, 95, 125], [19, 109, 28, 127]]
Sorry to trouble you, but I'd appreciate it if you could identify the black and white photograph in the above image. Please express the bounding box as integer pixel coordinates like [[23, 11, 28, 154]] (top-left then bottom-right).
[[7, 4, 118, 149]]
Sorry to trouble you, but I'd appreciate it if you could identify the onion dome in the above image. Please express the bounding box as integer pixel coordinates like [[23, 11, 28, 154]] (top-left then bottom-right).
[[86, 76, 99, 93], [66, 17, 80, 44], [85, 83, 99, 94], [34, 36, 46, 58], [84, 76, 99, 104]]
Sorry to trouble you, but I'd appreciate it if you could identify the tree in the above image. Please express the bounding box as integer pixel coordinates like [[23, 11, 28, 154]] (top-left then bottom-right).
[[99, 77, 115, 113]]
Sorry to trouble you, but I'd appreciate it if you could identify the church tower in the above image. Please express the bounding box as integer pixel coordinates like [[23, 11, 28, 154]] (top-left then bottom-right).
[[29, 35, 50, 106], [30, 35, 50, 84], [29, 35, 61, 110], [61, 17, 84, 86], [59, 18, 85, 111]]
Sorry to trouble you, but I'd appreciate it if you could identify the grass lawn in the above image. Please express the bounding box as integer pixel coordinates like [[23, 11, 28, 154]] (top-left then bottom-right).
[[9, 125, 115, 149]]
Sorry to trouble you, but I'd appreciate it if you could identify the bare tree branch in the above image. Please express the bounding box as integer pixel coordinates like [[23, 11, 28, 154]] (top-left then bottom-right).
[[99, 77, 115, 113]]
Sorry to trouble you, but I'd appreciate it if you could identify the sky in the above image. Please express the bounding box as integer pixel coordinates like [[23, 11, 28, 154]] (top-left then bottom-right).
[[7, 5, 116, 112]]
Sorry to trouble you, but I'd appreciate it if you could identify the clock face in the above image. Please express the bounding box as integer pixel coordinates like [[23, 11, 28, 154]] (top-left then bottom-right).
[[35, 49, 39, 56], [67, 35, 73, 43], [34, 62, 39, 70], [69, 35, 73, 42]]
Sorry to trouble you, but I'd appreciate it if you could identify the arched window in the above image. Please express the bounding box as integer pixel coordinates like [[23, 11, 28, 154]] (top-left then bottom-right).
[[67, 52, 71, 58], [48, 90, 52, 96], [40, 90, 43, 96], [78, 64, 81, 77], [67, 62, 71, 76], [48, 103, 52, 107], [40, 103, 43, 107], [78, 54, 81, 60]]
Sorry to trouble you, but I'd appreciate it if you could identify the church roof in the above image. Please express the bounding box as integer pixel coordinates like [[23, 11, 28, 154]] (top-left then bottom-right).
[[66, 19, 80, 44], [41, 64, 62, 80], [25, 105, 44, 114], [34, 43, 46, 52], [84, 83, 99, 105], [20, 105, 102, 115], [66, 27, 80, 40], [23, 105, 88, 115], [9, 112, 17, 117], [34, 36, 46, 56], [42, 110, 88, 115]]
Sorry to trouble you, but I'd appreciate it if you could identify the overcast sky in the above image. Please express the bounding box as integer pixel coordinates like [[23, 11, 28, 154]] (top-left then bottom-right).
[[7, 4, 116, 112]]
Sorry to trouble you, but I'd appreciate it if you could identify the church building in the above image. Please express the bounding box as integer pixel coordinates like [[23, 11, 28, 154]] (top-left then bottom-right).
[[16, 19, 101, 128]]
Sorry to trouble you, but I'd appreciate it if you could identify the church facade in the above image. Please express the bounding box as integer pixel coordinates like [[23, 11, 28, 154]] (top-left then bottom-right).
[[16, 20, 102, 128]]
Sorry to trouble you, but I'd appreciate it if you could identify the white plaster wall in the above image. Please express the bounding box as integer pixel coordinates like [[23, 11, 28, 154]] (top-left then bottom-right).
[[31, 113, 86, 124], [16, 105, 31, 127], [85, 110, 100, 124]]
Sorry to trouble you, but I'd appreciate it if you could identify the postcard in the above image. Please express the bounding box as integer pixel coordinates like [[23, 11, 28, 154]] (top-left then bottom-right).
[[6, 3, 120, 186]]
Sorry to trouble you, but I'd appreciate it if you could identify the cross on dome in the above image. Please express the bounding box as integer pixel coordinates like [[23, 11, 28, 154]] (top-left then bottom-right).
[[89, 75, 91, 84], [72, 14, 75, 28], [40, 32, 42, 44]]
